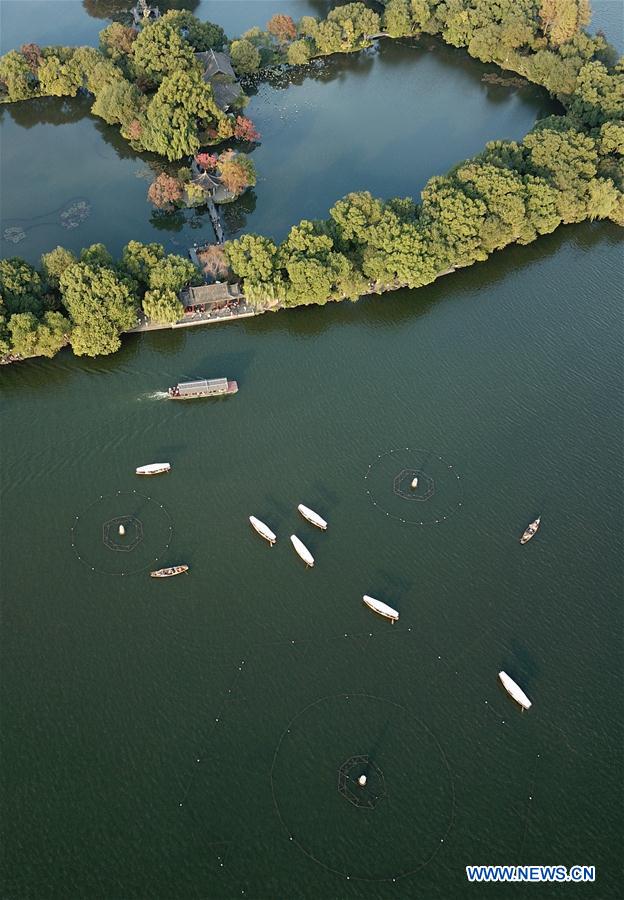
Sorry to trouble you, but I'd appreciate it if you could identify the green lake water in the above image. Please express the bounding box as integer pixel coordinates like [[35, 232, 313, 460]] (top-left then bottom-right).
[[1, 3, 623, 899]]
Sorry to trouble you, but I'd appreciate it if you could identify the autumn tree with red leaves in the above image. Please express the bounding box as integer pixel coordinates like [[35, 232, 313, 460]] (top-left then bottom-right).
[[267, 14, 297, 44], [196, 152, 219, 170], [147, 173, 183, 209], [20, 43, 43, 73], [234, 115, 260, 143]]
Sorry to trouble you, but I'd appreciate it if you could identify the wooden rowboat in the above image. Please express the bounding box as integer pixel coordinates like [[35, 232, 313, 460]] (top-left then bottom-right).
[[150, 565, 189, 578], [136, 463, 170, 476], [290, 535, 314, 567], [249, 516, 276, 545]]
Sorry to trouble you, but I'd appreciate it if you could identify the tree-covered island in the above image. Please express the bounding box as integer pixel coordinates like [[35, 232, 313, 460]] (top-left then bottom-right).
[[0, 1, 622, 362]]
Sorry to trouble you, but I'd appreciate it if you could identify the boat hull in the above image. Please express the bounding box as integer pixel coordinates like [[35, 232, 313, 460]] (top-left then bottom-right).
[[136, 463, 170, 476], [249, 516, 276, 544], [290, 535, 314, 566], [297, 504, 328, 530], [520, 517, 541, 544], [150, 565, 189, 578], [498, 671, 532, 709], [363, 595, 399, 622]]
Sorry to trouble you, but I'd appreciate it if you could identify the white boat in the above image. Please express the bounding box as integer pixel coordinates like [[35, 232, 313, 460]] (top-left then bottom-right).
[[136, 462, 171, 476], [290, 534, 314, 567], [498, 671, 532, 710], [150, 565, 189, 578], [249, 516, 276, 545], [362, 595, 399, 622], [297, 504, 328, 530], [411, 477, 418, 489], [520, 516, 541, 544]]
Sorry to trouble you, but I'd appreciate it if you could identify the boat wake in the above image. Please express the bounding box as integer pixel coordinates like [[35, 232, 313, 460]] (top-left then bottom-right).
[[141, 391, 169, 401]]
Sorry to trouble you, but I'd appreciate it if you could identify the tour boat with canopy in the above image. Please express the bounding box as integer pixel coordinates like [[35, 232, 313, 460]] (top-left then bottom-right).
[[297, 504, 328, 530], [249, 516, 276, 545], [290, 535, 314, 567], [362, 595, 399, 622], [498, 671, 532, 709], [168, 378, 238, 399]]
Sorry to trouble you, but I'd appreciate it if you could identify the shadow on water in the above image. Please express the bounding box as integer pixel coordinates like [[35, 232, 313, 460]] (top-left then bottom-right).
[[82, 0, 199, 20]]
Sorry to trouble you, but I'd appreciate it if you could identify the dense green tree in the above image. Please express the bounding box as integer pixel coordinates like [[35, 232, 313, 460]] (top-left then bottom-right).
[[225, 235, 278, 281], [163, 10, 226, 52], [132, 16, 197, 84], [0, 259, 44, 315], [420, 177, 489, 268], [142, 288, 184, 323], [60, 262, 136, 356], [8, 310, 71, 358], [144, 68, 221, 159], [120, 240, 166, 288], [92, 77, 143, 125], [230, 39, 261, 75], [326, 3, 381, 47], [598, 121, 624, 155], [41, 246, 77, 289], [148, 254, 197, 293], [383, 0, 415, 38], [329, 192, 386, 250], [567, 61, 624, 127], [80, 243, 115, 269], [38, 51, 83, 97], [0, 50, 39, 101]]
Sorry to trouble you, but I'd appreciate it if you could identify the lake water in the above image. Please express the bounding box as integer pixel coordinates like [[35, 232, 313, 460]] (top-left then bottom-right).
[[1, 3, 622, 899]]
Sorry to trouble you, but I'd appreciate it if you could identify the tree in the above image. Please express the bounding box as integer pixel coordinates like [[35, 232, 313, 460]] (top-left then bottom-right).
[[38, 52, 83, 97], [60, 262, 136, 356], [383, 0, 414, 38], [99, 22, 137, 62], [0, 259, 44, 315], [161, 10, 226, 52], [132, 17, 197, 84], [234, 115, 260, 142], [148, 254, 197, 293], [120, 240, 165, 288], [330, 192, 385, 249], [267, 14, 297, 44], [41, 246, 77, 289], [230, 39, 261, 75], [0, 50, 39, 101], [142, 288, 184, 323], [185, 182, 207, 207], [197, 244, 229, 281], [20, 43, 43, 73], [287, 40, 312, 66], [144, 69, 221, 159], [326, 3, 381, 48], [148, 173, 184, 209], [196, 152, 218, 170], [225, 235, 278, 281], [539, 0, 590, 47], [80, 243, 115, 269], [8, 310, 70, 358], [218, 151, 256, 195], [92, 78, 142, 126]]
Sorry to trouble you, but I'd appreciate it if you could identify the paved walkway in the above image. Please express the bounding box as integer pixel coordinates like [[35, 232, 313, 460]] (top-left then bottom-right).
[[126, 303, 259, 334]]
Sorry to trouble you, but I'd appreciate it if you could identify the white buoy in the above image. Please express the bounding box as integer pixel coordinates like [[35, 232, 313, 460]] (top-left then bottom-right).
[[358, 774, 367, 787], [411, 477, 419, 489], [118, 525, 125, 536]]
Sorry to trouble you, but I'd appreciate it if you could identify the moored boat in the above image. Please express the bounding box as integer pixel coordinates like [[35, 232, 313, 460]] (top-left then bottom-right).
[[362, 595, 399, 622], [498, 671, 532, 709], [249, 516, 276, 545], [150, 565, 189, 578], [411, 477, 419, 489], [136, 462, 171, 476], [168, 378, 238, 399], [290, 534, 314, 567], [297, 504, 328, 530], [520, 515, 541, 544]]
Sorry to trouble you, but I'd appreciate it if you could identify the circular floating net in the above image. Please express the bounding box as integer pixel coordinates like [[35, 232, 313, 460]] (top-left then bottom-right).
[[70, 490, 173, 576], [365, 447, 463, 525], [271, 693, 454, 881]]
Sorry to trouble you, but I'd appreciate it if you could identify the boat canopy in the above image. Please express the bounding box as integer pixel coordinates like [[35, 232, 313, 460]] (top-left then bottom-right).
[[177, 378, 228, 395]]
